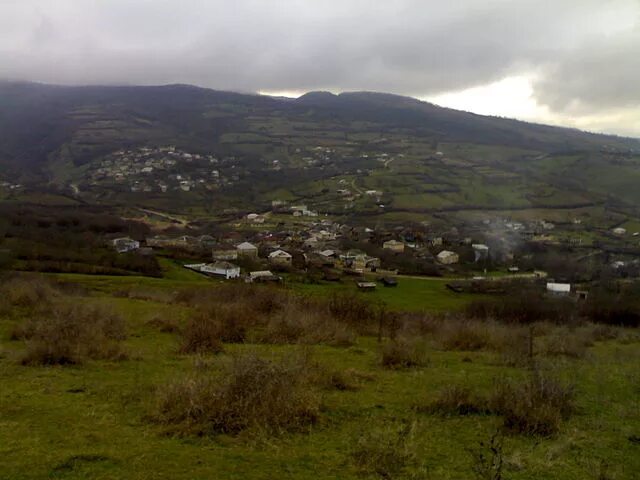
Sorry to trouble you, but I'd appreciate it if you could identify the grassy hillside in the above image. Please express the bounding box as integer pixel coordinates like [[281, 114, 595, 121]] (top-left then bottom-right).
[[1, 82, 639, 216], [0, 274, 639, 479]]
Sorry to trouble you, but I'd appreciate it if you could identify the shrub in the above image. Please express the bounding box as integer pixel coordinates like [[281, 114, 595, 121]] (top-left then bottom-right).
[[153, 351, 320, 435], [19, 302, 127, 365], [538, 327, 592, 358], [581, 289, 640, 327], [179, 314, 225, 354], [350, 418, 421, 479], [420, 385, 486, 416], [328, 292, 378, 334], [312, 367, 373, 391], [174, 284, 288, 316], [146, 314, 181, 334], [489, 370, 575, 436], [437, 320, 493, 351], [259, 305, 356, 347], [115, 287, 173, 303], [466, 291, 575, 324], [469, 431, 505, 480], [495, 329, 534, 367], [381, 337, 429, 369], [583, 323, 620, 342], [0, 275, 58, 314]]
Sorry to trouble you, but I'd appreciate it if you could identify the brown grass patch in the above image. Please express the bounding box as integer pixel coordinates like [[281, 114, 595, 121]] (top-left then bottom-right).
[[153, 350, 320, 435], [350, 418, 421, 479], [381, 337, 429, 369], [489, 370, 576, 437], [0, 275, 59, 314], [146, 314, 181, 334], [418, 385, 487, 416], [258, 304, 356, 347], [18, 302, 127, 365]]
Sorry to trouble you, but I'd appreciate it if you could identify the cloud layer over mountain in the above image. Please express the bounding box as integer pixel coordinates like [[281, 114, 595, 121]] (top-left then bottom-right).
[[1, 0, 638, 135]]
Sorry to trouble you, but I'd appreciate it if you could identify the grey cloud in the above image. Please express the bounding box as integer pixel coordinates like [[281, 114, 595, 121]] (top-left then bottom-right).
[[533, 28, 640, 113], [0, 0, 637, 115]]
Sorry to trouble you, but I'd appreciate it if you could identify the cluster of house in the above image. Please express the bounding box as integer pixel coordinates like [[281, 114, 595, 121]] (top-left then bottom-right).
[[110, 214, 496, 285], [186, 241, 291, 282], [84, 146, 243, 193], [0, 181, 22, 191]]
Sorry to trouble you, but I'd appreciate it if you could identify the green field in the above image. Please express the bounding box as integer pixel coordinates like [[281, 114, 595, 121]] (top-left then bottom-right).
[[1, 271, 639, 479], [294, 276, 479, 312]]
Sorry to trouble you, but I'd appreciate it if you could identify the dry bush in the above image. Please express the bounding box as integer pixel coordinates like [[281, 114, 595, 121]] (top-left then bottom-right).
[[583, 323, 620, 342], [259, 304, 356, 347], [538, 327, 592, 359], [435, 320, 514, 353], [178, 314, 225, 354], [581, 289, 640, 327], [19, 302, 127, 365], [419, 371, 576, 437], [495, 328, 535, 367], [174, 284, 288, 315], [327, 292, 379, 334], [350, 418, 421, 479], [488, 370, 575, 437], [437, 320, 492, 351], [114, 286, 173, 303], [466, 291, 575, 324], [0, 275, 59, 313], [469, 431, 506, 480], [311, 367, 374, 391], [153, 350, 320, 435], [146, 314, 181, 334], [419, 385, 486, 416], [381, 337, 429, 369]]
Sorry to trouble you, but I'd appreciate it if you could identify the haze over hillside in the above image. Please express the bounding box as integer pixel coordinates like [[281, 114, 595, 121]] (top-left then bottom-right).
[[1, 81, 640, 222], [0, 81, 638, 176]]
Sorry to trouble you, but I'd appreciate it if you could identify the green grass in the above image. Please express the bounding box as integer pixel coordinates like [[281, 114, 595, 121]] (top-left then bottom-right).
[[1, 288, 639, 479], [292, 276, 486, 312], [156, 258, 210, 282]]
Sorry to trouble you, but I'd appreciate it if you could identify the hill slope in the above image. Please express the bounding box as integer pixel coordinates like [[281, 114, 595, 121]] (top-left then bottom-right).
[[1, 81, 640, 218]]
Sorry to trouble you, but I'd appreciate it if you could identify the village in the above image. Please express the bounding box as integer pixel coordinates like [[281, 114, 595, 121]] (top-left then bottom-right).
[[83, 146, 245, 193], [109, 195, 640, 299]]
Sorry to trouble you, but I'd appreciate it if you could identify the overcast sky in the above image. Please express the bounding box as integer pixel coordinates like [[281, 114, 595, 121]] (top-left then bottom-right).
[[1, 0, 638, 136]]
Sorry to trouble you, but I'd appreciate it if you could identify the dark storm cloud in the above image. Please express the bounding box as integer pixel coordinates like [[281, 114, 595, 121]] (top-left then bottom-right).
[[0, 0, 638, 117]]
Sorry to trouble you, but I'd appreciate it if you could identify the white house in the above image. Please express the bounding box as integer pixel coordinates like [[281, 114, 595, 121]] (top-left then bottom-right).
[[268, 249, 293, 265], [613, 227, 627, 236], [200, 261, 241, 279], [383, 239, 405, 253], [184, 262, 240, 279], [437, 250, 459, 265], [546, 282, 571, 295], [112, 237, 140, 253], [472, 244, 490, 262], [246, 213, 265, 223], [236, 241, 258, 258], [247, 270, 280, 283]]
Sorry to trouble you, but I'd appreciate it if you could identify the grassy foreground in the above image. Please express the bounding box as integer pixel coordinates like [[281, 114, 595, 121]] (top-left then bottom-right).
[[0, 275, 639, 480]]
